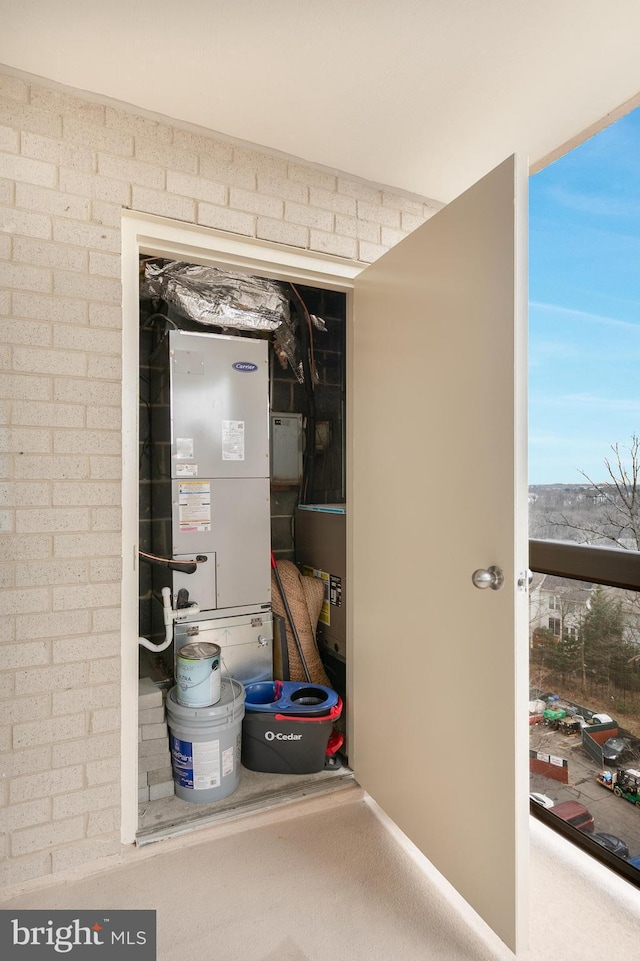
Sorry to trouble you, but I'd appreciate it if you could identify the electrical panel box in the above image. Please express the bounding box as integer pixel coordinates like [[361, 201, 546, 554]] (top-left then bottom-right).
[[294, 504, 346, 662], [270, 412, 303, 484]]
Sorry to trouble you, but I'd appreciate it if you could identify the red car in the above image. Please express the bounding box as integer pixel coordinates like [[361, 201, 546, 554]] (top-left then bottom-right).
[[549, 801, 594, 833]]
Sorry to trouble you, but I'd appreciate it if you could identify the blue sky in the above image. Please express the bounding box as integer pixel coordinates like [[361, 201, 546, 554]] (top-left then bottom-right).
[[529, 107, 640, 484]]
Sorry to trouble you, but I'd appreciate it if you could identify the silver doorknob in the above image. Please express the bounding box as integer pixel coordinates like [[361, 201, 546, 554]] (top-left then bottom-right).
[[472, 566, 504, 591]]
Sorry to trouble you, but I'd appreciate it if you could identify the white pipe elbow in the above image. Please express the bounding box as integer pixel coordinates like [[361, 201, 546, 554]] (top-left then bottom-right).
[[138, 587, 174, 651], [138, 631, 173, 652]]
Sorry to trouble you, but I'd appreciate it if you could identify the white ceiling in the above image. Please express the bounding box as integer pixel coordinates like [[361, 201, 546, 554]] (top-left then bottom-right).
[[2, 0, 640, 202]]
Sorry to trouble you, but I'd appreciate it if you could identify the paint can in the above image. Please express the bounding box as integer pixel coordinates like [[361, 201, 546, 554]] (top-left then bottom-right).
[[166, 680, 245, 803], [176, 641, 221, 708]]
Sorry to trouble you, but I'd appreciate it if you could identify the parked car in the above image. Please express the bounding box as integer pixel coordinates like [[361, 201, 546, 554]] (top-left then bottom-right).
[[590, 713, 614, 725], [549, 800, 595, 833], [626, 855, 640, 870], [591, 833, 629, 858], [602, 737, 636, 766], [530, 792, 555, 808]]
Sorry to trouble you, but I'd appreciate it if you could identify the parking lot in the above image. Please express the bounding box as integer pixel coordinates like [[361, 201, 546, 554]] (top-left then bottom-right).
[[529, 721, 640, 859]]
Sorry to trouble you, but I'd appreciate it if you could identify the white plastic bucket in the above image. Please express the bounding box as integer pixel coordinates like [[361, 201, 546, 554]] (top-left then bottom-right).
[[166, 680, 245, 804]]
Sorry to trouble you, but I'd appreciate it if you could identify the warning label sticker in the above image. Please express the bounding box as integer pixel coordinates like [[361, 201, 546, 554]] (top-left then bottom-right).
[[178, 481, 211, 532], [330, 574, 342, 608]]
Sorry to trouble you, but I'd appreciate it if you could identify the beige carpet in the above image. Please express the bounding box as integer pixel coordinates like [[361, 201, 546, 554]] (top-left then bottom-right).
[[2, 789, 640, 960]]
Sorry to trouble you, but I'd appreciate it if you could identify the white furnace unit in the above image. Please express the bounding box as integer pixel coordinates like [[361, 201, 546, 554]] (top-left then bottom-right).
[[148, 329, 273, 682]]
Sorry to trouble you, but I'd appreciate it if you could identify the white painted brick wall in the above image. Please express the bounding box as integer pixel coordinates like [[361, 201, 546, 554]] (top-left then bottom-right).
[[52, 732, 119, 768], [15, 609, 90, 641], [0, 66, 441, 890], [12, 816, 86, 857], [89, 707, 120, 734], [0, 641, 49, 669], [12, 714, 88, 750], [51, 836, 122, 873], [14, 664, 88, 696], [285, 201, 334, 232], [85, 757, 120, 787], [0, 744, 52, 778], [88, 657, 120, 685], [87, 806, 120, 838], [10, 765, 85, 804]]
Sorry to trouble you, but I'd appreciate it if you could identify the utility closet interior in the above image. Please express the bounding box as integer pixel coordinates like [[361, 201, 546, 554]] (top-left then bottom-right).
[[136, 258, 351, 841]]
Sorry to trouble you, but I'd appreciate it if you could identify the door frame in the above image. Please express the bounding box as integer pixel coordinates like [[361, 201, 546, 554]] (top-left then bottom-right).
[[120, 210, 362, 844]]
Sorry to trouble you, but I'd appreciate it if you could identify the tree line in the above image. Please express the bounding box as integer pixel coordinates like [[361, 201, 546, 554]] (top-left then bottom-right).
[[531, 435, 640, 710]]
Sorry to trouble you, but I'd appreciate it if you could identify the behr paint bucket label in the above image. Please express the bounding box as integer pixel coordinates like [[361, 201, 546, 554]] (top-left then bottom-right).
[[176, 641, 221, 707]]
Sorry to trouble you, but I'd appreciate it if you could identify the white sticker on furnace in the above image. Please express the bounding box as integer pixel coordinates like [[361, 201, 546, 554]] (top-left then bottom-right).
[[222, 420, 245, 461], [178, 481, 211, 532], [176, 463, 198, 477], [175, 437, 194, 459]]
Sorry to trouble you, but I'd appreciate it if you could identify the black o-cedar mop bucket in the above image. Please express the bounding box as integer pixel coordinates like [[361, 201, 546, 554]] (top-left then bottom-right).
[[242, 681, 343, 774]]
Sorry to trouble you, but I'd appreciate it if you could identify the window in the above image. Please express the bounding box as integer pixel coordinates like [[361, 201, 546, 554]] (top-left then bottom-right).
[[529, 106, 640, 889]]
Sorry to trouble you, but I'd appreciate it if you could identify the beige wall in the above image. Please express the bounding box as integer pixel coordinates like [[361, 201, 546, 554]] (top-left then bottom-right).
[[0, 69, 439, 888]]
